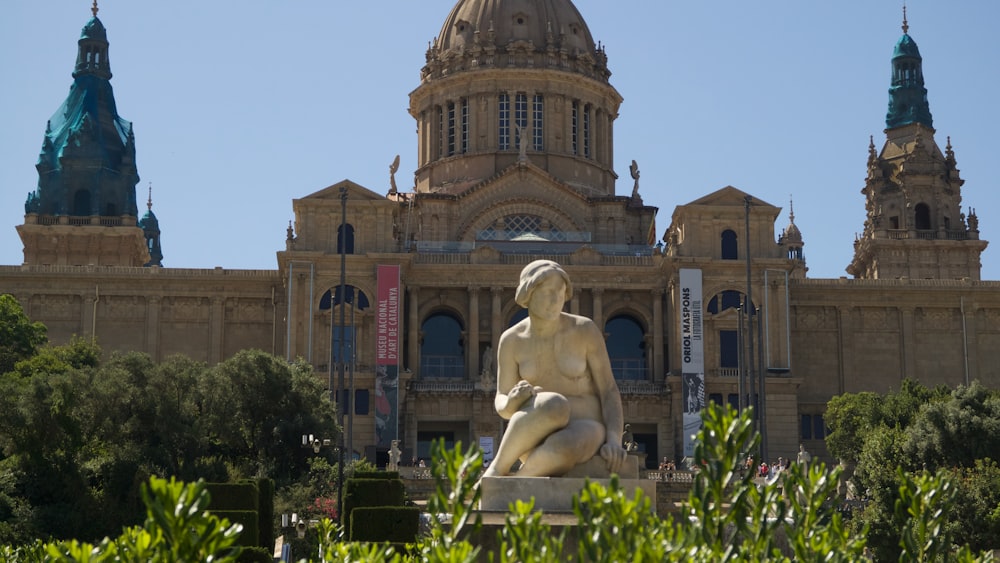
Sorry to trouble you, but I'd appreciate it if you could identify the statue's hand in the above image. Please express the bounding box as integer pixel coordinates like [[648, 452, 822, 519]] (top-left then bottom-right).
[[600, 441, 627, 474], [505, 380, 537, 410]]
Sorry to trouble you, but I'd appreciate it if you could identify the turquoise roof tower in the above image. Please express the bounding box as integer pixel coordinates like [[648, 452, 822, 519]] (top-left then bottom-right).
[[138, 185, 164, 267], [885, 9, 933, 130], [25, 1, 140, 219]]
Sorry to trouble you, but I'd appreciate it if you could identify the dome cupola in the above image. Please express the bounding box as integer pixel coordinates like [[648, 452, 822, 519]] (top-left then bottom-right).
[[410, 0, 621, 198], [424, 0, 608, 83]]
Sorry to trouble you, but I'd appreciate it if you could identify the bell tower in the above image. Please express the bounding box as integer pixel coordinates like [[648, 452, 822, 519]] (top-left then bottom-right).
[[847, 10, 987, 280], [17, 2, 150, 267]]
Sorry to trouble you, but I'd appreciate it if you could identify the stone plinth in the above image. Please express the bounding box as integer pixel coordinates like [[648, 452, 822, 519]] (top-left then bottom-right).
[[479, 474, 656, 513], [561, 453, 640, 479]]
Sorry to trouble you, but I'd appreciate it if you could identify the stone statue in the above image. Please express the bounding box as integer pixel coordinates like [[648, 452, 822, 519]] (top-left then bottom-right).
[[388, 439, 402, 472], [629, 160, 640, 199], [622, 423, 638, 453], [796, 443, 812, 465], [482, 260, 627, 477], [479, 344, 495, 390], [516, 124, 529, 162], [388, 154, 400, 195]]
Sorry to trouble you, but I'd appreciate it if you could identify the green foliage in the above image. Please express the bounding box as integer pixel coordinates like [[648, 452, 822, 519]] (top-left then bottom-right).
[[903, 381, 1000, 469], [133, 476, 243, 561], [1, 477, 243, 562], [0, 344, 340, 543], [835, 381, 1000, 560], [417, 438, 483, 563], [343, 478, 406, 538], [495, 498, 566, 563], [782, 461, 866, 562], [5, 404, 993, 562], [350, 506, 420, 544], [0, 294, 47, 375]]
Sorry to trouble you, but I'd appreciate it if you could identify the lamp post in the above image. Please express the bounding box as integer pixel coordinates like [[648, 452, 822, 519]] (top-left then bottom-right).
[[744, 196, 755, 436], [336, 186, 347, 524]]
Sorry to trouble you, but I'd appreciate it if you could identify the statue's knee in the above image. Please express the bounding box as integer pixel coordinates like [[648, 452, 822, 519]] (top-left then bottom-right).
[[533, 392, 571, 425]]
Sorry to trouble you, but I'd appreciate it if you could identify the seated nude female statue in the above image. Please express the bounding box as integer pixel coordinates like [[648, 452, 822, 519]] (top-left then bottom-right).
[[483, 260, 627, 477]]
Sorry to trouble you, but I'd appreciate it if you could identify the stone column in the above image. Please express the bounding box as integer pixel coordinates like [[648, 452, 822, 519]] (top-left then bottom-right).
[[408, 286, 420, 373], [592, 288, 604, 333], [491, 287, 503, 352], [836, 306, 854, 394], [210, 297, 224, 364], [652, 289, 664, 381], [82, 292, 96, 341], [963, 301, 980, 384], [146, 296, 161, 362], [467, 286, 480, 378], [900, 307, 916, 381]]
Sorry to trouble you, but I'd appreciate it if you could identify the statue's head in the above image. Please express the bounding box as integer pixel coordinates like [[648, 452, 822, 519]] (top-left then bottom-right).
[[515, 260, 573, 308]]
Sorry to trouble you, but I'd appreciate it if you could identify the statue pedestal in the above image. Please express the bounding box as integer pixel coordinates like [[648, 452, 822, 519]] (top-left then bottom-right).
[[479, 457, 654, 513]]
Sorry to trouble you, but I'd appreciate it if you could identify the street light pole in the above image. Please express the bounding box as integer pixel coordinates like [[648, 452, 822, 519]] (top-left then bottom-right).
[[336, 186, 347, 524], [744, 196, 756, 438]]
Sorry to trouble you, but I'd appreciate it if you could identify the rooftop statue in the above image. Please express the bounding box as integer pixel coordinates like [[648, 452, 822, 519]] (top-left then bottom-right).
[[483, 260, 627, 477]]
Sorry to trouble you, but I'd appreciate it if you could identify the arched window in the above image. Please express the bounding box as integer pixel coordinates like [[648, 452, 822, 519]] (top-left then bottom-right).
[[320, 285, 370, 364], [707, 290, 744, 314], [721, 229, 738, 260], [420, 313, 464, 378], [337, 223, 355, 254], [605, 315, 647, 381], [914, 203, 931, 230]]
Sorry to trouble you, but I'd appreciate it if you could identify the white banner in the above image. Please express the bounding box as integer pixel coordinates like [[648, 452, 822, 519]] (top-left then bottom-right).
[[679, 268, 704, 458]]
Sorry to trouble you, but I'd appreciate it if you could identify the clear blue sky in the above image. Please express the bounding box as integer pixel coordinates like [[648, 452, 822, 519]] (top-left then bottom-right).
[[2, 1, 998, 280]]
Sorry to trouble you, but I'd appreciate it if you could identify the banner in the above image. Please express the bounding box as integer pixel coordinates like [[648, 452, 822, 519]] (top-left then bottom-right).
[[679, 268, 704, 458], [375, 265, 401, 447]]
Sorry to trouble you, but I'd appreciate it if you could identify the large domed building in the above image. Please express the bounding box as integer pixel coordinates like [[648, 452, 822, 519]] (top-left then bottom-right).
[[3, 0, 998, 468]]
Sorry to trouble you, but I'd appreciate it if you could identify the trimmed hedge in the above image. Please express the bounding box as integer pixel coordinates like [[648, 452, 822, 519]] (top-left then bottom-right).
[[343, 477, 406, 539], [206, 481, 259, 511], [256, 477, 275, 552], [353, 471, 400, 480], [212, 510, 260, 546], [236, 546, 274, 563], [350, 506, 420, 544]]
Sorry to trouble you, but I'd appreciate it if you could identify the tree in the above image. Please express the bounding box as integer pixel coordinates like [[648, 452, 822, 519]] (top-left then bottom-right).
[[197, 350, 338, 485], [0, 295, 46, 375], [828, 381, 1000, 560]]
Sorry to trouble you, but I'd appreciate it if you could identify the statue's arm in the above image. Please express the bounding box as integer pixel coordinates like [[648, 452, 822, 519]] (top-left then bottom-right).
[[494, 331, 528, 419], [585, 321, 627, 470]]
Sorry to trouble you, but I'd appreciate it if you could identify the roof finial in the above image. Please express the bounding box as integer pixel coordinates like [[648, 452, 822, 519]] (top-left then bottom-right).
[[902, 3, 909, 34], [789, 196, 795, 224], [92, 0, 99, 17], [146, 182, 153, 211]]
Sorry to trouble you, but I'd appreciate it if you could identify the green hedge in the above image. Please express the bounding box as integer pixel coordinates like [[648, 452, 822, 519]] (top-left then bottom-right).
[[255, 477, 274, 552], [343, 478, 406, 537], [206, 481, 259, 511], [212, 510, 260, 546], [353, 471, 399, 480], [349, 506, 420, 544], [236, 546, 273, 563]]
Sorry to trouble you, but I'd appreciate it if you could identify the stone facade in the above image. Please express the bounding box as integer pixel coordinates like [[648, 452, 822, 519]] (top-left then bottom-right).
[[3, 1, 997, 471]]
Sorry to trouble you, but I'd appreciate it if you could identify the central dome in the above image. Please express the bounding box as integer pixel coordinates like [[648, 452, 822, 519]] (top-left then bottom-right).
[[410, 0, 621, 199], [424, 0, 607, 83], [438, 0, 595, 53]]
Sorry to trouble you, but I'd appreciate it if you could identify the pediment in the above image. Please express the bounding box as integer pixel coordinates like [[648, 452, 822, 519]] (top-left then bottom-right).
[[299, 179, 387, 202], [685, 186, 776, 209], [460, 161, 589, 204], [451, 163, 593, 239]]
